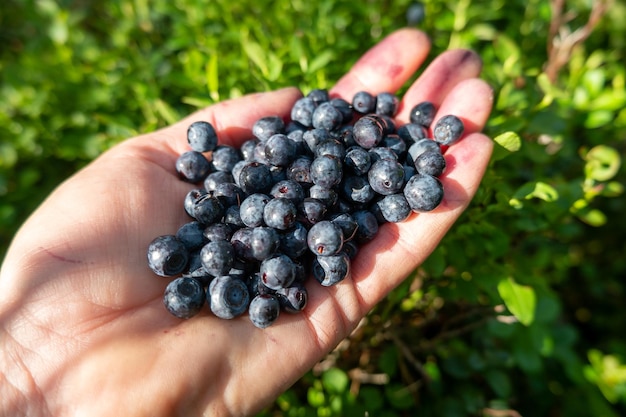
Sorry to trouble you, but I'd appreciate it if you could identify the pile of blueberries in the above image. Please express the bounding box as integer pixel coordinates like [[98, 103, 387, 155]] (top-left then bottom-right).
[[146, 88, 464, 329]]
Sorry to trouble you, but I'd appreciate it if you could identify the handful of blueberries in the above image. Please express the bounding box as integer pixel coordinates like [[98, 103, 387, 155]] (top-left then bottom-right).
[[146, 88, 464, 328]]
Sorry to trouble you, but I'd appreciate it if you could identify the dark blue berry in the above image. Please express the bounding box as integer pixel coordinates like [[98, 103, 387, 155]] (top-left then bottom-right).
[[187, 121, 218, 153], [192, 194, 225, 225], [341, 175, 375, 205], [287, 156, 314, 186], [307, 88, 330, 105], [147, 235, 190, 277], [249, 294, 280, 329], [204, 171, 234, 192], [352, 210, 379, 243], [252, 116, 285, 141], [176, 221, 207, 251], [200, 240, 235, 277], [276, 281, 308, 313], [250, 226, 280, 261], [353, 115, 384, 149], [307, 220, 344, 256], [403, 173, 444, 212], [310, 154, 343, 189], [352, 91, 376, 114], [163, 277, 206, 319], [263, 197, 297, 230], [397, 122, 428, 144], [238, 162, 273, 194], [279, 222, 309, 259], [297, 197, 328, 226], [375, 92, 399, 117], [209, 275, 250, 319], [312, 102, 343, 131], [290, 97, 317, 127], [270, 179, 305, 203], [409, 101, 436, 127], [176, 151, 211, 183], [203, 222, 233, 242], [265, 133, 297, 167], [433, 115, 465, 146], [344, 146, 372, 176], [240, 193, 271, 228], [312, 252, 350, 286], [211, 145, 241, 173], [368, 159, 405, 195], [260, 254, 296, 290], [372, 193, 412, 223], [414, 150, 446, 177]]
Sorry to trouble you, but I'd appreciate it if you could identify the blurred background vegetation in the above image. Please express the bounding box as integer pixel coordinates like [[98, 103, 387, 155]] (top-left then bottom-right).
[[1, 0, 625, 415]]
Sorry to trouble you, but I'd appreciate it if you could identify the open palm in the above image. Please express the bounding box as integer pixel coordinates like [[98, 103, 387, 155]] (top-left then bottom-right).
[[0, 29, 493, 417]]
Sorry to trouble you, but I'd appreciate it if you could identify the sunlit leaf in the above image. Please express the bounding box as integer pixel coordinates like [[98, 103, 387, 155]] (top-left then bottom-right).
[[497, 277, 536, 326]]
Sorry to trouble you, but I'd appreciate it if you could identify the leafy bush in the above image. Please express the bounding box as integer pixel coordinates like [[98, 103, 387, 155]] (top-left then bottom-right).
[[1, 0, 625, 415]]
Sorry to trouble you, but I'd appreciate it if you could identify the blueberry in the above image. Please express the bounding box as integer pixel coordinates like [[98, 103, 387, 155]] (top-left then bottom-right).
[[312, 252, 351, 286], [307, 220, 344, 256], [147, 235, 189, 277], [352, 210, 379, 243], [307, 88, 330, 105], [403, 173, 444, 212], [248, 294, 280, 329], [230, 227, 255, 261], [200, 240, 235, 277], [352, 91, 376, 114], [372, 193, 412, 223], [381, 134, 407, 159], [213, 182, 245, 207], [187, 121, 218, 153], [342, 240, 359, 260], [176, 221, 207, 251], [353, 115, 384, 149], [247, 272, 276, 298], [314, 139, 346, 162], [230, 160, 249, 188], [252, 116, 285, 141], [330, 98, 354, 124], [279, 222, 309, 259], [250, 226, 280, 261], [375, 92, 399, 117], [397, 122, 428, 144], [290, 97, 317, 127], [163, 277, 206, 319], [184, 189, 208, 218], [310, 154, 343, 189], [308, 185, 338, 209], [209, 275, 250, 319], [265, 133, 297, 167], [340, 174, 375, 205], [260, 254, 296, 290], [312, 102, 343, 131], [270, 179, 305, 203], [330, 212, 358, 241], [192, 194, 225, 225], [286, 156, 313, 185], [263, 197, 297, 230], [211, 145, 241, 172], [407, 138, 441, 163], [238, 161, 273, 194], [203, 222, 233, 242], [240, 138, 259, 161], [176, 151, 212, 183], [204, 171, 235, 192], [368, 159, 405, 195], [344, 146, 372, 176], [409, 101, 436, 128], [414, 149, 446, 177], [433, 115, 464, 146], [223, 204, 245, 229], [369, 146, 398, 164], [240, 193, 271, 228], [303, 128, 331, 154], [276, 281, 308, 313], [297, 197, 328, 226]]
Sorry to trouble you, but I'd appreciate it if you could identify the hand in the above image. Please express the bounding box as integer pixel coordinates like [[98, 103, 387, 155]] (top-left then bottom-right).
[[0, 28, 493, 417]]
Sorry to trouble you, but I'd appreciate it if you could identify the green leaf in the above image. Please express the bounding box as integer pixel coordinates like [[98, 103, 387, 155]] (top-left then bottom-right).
[[584, 145, 621, 182], [497, 277, 536, 326], [492, 131, 521, 160], [321, 367, 349, 394]]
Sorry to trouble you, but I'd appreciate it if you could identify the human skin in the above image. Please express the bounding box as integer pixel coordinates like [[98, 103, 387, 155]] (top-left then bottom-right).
[[0, 28, 493, 417]]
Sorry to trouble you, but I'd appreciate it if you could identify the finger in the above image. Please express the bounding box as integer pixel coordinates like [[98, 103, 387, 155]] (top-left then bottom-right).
[[396, 49, 483, 122], [330, 28, 431, 99], [135, 87, 304, 155]]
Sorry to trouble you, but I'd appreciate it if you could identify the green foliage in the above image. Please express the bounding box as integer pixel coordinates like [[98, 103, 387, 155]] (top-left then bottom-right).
[[2, 0, 626, 416]]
